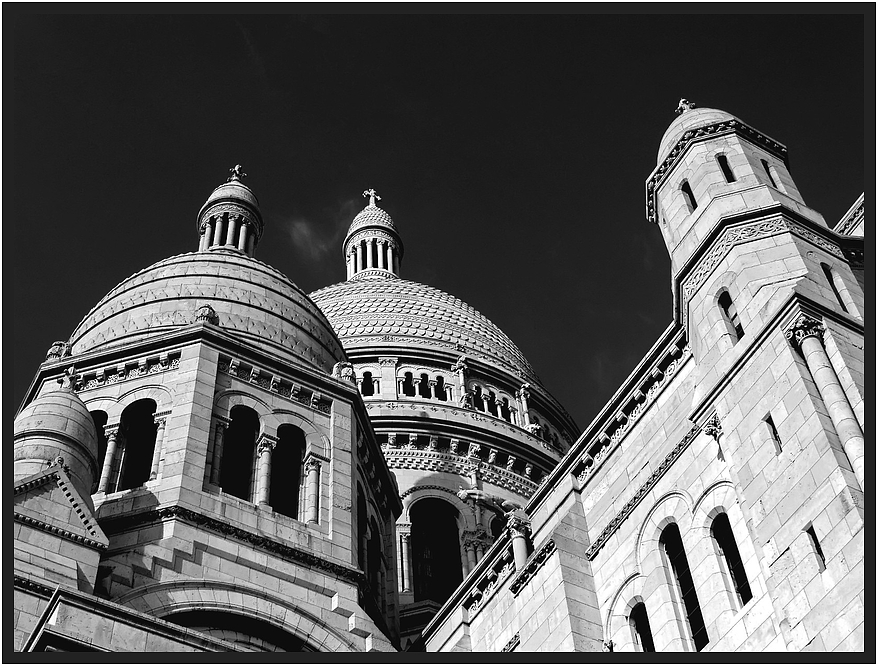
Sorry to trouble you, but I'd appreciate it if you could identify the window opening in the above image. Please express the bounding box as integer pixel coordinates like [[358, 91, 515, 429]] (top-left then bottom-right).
[[360, 371, 375, 397], [472, 386, 485, 411], [434, 375, 448, 401], [418, 373, 431, 399], [716, 154, 736, 183], [117, 399, 158, 491], [220, 405, 259, 501], [821, 263, 849, 313], [271, 425, 305, 519], [411, 498, 463, 604], [401, 372, 416, 397], [711, 513, 752, 607], [681, 180, 698, 212], [660, 523, 709, 651], [487, 392, 498, 417], [765, 414, 782, 455], [90, 411, 109, 492], [806, 525, 826, 572], [718, 290, 744, 342], [630, 602, 656, 652], [761, 159, 778, 188]]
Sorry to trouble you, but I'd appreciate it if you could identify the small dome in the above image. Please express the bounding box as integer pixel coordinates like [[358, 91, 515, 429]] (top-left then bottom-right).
[[201, 179, 260, 211], [14, 386, 100, 504], [348, 204, 396, 235], [658, 106, 738, 165]]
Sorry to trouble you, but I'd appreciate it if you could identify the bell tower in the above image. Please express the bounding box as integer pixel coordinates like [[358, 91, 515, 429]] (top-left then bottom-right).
[[343, 189, 404, 279]]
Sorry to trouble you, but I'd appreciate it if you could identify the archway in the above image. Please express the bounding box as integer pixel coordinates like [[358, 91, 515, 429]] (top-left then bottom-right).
[[410, 498, 463, 604]]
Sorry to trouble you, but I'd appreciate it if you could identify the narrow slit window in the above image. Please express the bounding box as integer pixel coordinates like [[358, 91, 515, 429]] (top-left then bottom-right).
[[821, 263, 849, 313], [716, 154, 736, 183], [806, 525, 826, 572], [765, 415, 782, 455], [360, 371, 375, 397], [711, 513, 753, 607], [630, 602, 656, 652], [761, 159, 778, 188], [681, 179, 698, 212], [661, 523, 709, 651], [718, 290, 744, 342]]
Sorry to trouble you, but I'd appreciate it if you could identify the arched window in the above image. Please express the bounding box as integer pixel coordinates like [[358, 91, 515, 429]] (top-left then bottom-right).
[[418, 373, 431, 399], [821, 262, 851, 314], [271, 425, 305, 520], [660, 523, 709, 651], [117, 399, 158, 491], [629, 602, 656, 652], [711, 513, 752, 608], [472, 385, 485, 411], [718, 290, 744, 342], [90, 410, 108, 492], [716, 154, 736, 183], [368, 517, 386, 613], [360, 371, 375, 397], [499, 398, 511, 422], [681, 180, 698, 213], [490, 515, 505, 540], [434, 376, 447, 401], [760, 158, 778, 188], [167, 610, 315, 651], [220, 405, 259, 501], [411, 498, 463, 604], [486, 392, 498, 417], [401, 372, 416, 397]]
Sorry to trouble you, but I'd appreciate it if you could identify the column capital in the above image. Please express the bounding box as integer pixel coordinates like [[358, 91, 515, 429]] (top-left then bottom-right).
[[506, 511, 531, 539], [257, 434, 277, 454], [304, 456, 321, 473], [784, 313, 825, 351], [702, 413, 722, 441], [400, 532, 412, 544], [104, 424, 121, 437]]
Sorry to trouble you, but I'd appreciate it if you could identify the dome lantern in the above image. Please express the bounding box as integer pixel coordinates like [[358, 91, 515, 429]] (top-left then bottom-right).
[[343, 189, 404, 280], [196, 165, 265, 257]]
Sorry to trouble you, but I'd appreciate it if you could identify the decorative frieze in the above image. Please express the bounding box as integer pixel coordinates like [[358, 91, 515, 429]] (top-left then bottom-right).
[[572, 339, 690, 487], [218, 354, 332, 414], [465, 548, 516, 618], [501, 633, 521, 653], [73, 351, 182, 392], [584, 424, 701, 561]]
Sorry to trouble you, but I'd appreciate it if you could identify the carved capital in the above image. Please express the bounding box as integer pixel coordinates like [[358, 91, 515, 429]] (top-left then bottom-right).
[[257, 436, 277, 455], [702, 413, 723, 441], [304, 457, 321, 473], [506, 512, 531, 539], [784, 313, 825, 351], [378, 357, 398, 367]]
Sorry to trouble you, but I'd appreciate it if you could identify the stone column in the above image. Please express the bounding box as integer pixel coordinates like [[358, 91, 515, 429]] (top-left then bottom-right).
[[198, 223, 209, 251], [213, 215, 225, 249], [98, 427, 120, 493], [209, 420, 227, 486], [377, 240, 387, 270], [346, 252, 354, 279], [367, 239, 375, 268], [237, 221, 249, 251], [517, 384, 532, 426], [507, 512, 532, 571], [446, 385, 455, 402], [465, 540, 478, 573], [226, 216, 239, 246], [304, 457, 321, 524], [246, 232, 256, 256], [475, 541, 485, 562], [786, 314, 865, 490], [399, 532, 412, 592], [356, 242, 364, 274], [430, 380, 438, 399], [830, 270, 861, 319], [255, 437, 276, 505], [148, 418, 167, 481], [387, 244, 396, 275]]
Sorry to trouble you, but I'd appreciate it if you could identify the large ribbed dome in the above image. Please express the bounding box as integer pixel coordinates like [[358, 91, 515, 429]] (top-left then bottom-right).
[[69, 249, 346, 373], [310, 273, 539, 382], [658, 106, 738, 165]]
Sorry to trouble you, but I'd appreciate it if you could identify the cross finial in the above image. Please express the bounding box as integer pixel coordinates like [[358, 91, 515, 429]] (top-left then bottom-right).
[[675, 98, 696, 115], [228, 164, 247, 182], [363, 188, 381, 207]]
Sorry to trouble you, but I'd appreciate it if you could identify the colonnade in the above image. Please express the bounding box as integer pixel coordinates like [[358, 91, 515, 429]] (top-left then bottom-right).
[[96, 415, 168, 493], [347, 238, 399, 278], [199, 214, 257, 256]]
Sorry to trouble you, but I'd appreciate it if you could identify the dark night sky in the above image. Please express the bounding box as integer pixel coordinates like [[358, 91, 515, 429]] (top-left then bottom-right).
[[10, 12, 866, 430]]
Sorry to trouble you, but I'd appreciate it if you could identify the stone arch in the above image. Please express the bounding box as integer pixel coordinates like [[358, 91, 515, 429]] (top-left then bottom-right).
[[215, 390, 272, 427], [692, 480, 738, 530], [86, 384, 173, 422], [114, 580, 357, 652], [400, 485, 477, 530], [634, 490, 693, 569], [606, 573, 658, 652], [265, 409, 329, 460]]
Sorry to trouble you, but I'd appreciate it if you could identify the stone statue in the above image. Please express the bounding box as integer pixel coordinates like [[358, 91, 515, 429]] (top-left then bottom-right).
[[459, 390, 474, 409], [525, 423, 542, 437], [675, 98, 696, 115], [228, 164, 247, 182], [332, 362, 356, 384], [363, 188, 381, 207], [456, 486, 523, 519], [58, 366, 77, 391], [46, 340, 72, 361], [194, 304, 220, 326]]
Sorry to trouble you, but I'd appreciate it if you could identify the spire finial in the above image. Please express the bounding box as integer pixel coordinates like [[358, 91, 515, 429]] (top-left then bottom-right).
[[228, 164, 247, 182], [363, 188, 381, 207], [675, 98, 696, 115]]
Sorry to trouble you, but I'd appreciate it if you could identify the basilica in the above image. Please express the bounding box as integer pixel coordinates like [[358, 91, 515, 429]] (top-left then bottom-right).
[[12, 101, 864, 652]]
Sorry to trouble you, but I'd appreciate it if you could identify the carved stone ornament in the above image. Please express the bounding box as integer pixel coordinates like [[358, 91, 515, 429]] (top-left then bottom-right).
[[517, 383, 531, 401], [257, 437, 277, 454], [675, 98, 696, 115], [459, 391, 474, 409], [451, 355, 468, 372], [525, 423, 542, 437], [52, 456, 70, 474], [784, 313, 826, 351], [194, 303, 220, 326], [506, 511, 531, 539], [304, 457, 321, 473], [46, 341, 72, 361], [332, 361, 356, 384], [228, 164, 247, 182], [58, 366, 77, 391], [702, 413, 723, 441], [602, 640, 614, 652], [457, 487, 523, 518], [363, 188, 381, 207]]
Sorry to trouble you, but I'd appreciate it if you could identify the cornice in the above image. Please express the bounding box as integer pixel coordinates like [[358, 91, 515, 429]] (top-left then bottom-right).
[[73, 352, 182, 393], [97, 505, 368, 587], [501, 633, 521, 652], [645, 118, 788, 224], [834, 193, 864, 236], [13, 574, 57, 598], [585, 424, 701, 561]]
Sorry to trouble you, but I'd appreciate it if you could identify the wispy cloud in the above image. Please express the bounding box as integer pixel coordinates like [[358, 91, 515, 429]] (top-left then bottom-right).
[[282, 198, 360, 262]]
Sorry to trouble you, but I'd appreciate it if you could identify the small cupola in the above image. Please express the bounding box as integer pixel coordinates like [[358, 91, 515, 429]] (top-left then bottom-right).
[[343, 189, 404, 279], [196, 165, 264, 257]]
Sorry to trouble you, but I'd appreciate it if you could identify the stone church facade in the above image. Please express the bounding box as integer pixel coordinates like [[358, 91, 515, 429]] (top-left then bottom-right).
[[12, 102, 864, 652]]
